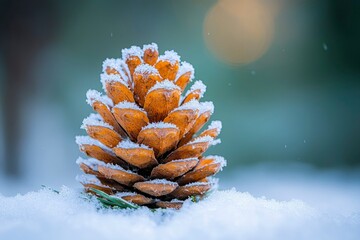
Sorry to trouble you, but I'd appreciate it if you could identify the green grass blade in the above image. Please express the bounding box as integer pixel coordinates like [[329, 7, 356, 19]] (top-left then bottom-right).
[[89, 188, 139, 209]]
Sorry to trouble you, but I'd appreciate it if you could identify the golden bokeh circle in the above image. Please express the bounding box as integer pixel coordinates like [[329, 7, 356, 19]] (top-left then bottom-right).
[[204, 0, 274, 65]]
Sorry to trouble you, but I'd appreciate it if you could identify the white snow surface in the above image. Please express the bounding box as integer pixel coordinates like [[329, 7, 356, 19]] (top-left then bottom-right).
[[1, 186, 359, 240]]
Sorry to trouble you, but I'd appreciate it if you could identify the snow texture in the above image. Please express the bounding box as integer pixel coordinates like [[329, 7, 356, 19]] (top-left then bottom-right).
[[102, 58, 122, 73], [158, 50, 180, 64], [116, 139, 151, 150], [81, 114, 113, 130], [176, 61, 195, 80], [76, 157, 109, 171], [206, 155, 227, 170], [142, 122, 178, 131], [1, 187, 359, 240], [122, 46, 143, 60], [207, 120, 222, 133], [114, 192, 137, 197], [75, 174, 101, 185], [185, 80, 207, 98], [145, 179, 178, 186], [75, 136, 112, 152], [184, 181, 211, 187], [100, 73, 129, 92], [86, 89, 114, 107], [199, 101, 214, 114], [147, 80, 181, 94], [171, 157, 199, 163], [188, 135, 214, 145], [143, 43, 158, 52], [171, 99, 200, 113], [113, 101, 146, 113], [134, 64, 159, 76]]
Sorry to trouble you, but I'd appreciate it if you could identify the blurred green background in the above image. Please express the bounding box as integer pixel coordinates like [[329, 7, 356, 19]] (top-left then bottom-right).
[[0, 0, 359, 193]]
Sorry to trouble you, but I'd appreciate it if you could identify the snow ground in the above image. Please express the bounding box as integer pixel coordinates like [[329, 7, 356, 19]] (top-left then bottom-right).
[[0, 180, 359, 240]]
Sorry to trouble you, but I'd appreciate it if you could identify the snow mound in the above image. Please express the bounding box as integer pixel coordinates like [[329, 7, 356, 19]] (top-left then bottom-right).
[[0, 187, 359, 240]]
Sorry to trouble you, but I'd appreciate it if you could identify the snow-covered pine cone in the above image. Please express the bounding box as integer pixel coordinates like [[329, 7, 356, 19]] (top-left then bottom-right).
[[76, 43, 226, 209]]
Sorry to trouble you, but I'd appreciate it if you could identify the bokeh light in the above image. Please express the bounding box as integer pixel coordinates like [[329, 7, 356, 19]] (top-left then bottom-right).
[[204, 0, 274, 65]]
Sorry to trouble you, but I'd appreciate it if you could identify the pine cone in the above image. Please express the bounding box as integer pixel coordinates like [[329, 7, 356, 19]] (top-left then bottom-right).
[[76, 43, 226, 209]]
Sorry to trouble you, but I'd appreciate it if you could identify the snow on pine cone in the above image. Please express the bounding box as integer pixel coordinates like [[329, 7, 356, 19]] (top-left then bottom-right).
[[75, 43, 226, 209]]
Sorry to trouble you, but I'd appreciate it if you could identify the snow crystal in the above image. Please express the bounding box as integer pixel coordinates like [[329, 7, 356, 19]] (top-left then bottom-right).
[[116, 139, 151, 150], [76, 157, 108, 171], [211, 139, 221, 146], [100, 73, 129, 92], [143, 43, 158, 52], [142, 122, 178, 131], [122, 45, 143, 60], [75, 136, 112, 152], [176, 61, 194, 80], [86, 89, 114, 107], [81, 114, 113, 130], [75, 174, 101, 185], [171, 157, 199, 163], [0, 186, 359, 240], [187, 136, 214, 145], [147, 80, 181, 94], [170, 99, 200, 113], [198, 101, 214, 114], [158, 50, 180, 64], [113, 101, 146, 113], [145, 179, 178, 186], [134, 64, 159, 76], [206, 155, 227, 169], [183, 181, 210, 187], [114, 192, 137, 197], [76, 157, 131, 173], [207, 120, 222, 133], [185, 80, 206, 98], [102, 58, 121, 73]]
